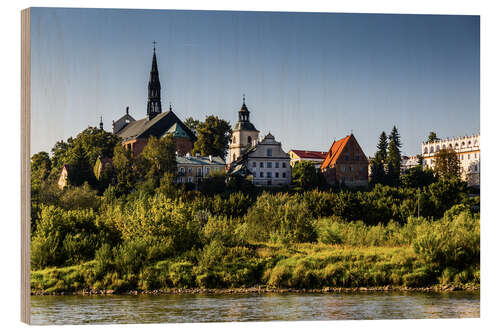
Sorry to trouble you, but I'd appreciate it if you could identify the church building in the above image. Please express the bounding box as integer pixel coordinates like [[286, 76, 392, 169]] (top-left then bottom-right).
[[112, 46, 196, 156]]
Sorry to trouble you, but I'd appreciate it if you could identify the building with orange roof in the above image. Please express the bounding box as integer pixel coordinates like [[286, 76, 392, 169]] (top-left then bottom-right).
[[320, 134, 369, 187]]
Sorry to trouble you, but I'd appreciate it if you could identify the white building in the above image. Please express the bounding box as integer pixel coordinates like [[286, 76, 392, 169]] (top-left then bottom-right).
[[421, 133, 480, 186], [401, 155, 420, 173], [229, 133, 292, 187], [176, 153, 226, 185]]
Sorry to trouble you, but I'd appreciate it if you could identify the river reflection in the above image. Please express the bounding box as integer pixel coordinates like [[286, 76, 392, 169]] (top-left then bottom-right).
[[30, 291, 480, 325]]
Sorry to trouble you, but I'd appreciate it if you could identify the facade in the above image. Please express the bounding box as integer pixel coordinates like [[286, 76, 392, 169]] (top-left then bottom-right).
[[57, 164, 70, 189], [228, 96, 260, 164], [229, 133, 292, 187], [401, 155, 420, 173], [289, 150, 328, 168], [176, 153, 226, 185], [320, 134, 369, 187], [421, 133, 480, 186], [113, 48, 196, 156]]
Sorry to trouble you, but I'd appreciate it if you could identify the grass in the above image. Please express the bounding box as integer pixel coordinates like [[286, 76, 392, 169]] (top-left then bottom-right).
[[31, 242, 479, 294]]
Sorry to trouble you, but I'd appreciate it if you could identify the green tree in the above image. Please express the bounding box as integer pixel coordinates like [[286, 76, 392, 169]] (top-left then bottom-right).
[[369, 154, 386, 186], [376, 131, 388, 162], [434, 148, 461, 180], [65, 142, 94, 186], [400, 165, 437, 188], [192, 116, 232, 159], [184, 117, 201, 137], [112, 144, 136, 195], [31, 151, 52, 182], [141, 135, 177, 187], [386, 126, 402, 186], [71, 127, 120, 167], [427, 132, 439, 143], [292, 161, 324, 190]]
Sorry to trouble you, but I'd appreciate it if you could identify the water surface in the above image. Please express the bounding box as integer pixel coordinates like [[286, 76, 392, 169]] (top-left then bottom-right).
[[31, 291, 480, 325]]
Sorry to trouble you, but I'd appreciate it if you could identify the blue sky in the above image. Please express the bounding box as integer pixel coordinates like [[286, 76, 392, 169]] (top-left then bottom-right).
[[30, 8, 479, 157]]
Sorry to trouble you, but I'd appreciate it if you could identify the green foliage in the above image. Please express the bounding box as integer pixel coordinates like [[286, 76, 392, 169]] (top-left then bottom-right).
[[376, 131, 388, 162], [192, 115, 232, 159], [427, 132, 439, 143], [184, 117, 201, 137], [140, 135, 177, 187], [434, 148, 461, 180], [198, 171, 227, 195], [401, 166, 437, 188], [292, 161, 326, 190], [112, 144, 137, 195]]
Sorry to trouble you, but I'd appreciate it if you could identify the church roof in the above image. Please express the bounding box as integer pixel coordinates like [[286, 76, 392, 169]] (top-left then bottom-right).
[[233, 121, 258, 131], [164, 122, 189, 138], [116, 110, 196, 142]]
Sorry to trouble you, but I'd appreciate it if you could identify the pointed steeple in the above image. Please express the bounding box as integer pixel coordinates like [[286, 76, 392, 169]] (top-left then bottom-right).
[[147, 41, 162, 120], [239, 94, 250, 122]]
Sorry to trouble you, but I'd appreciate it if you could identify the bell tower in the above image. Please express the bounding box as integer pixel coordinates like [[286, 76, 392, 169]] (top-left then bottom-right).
[[229, 95, 259, 163]]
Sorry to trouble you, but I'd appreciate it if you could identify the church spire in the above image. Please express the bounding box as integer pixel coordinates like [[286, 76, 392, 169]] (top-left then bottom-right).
[[238, 94, 250, 122], [99, 116, 103, 130], [147, 41, 162, 120]]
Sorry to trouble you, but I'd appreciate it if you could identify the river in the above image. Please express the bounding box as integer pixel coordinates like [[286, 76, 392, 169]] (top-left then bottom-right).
[[30, 291, 479, 325]]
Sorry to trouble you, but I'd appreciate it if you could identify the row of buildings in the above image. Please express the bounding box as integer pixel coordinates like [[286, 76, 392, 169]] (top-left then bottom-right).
[[58, 46, 479, 189]]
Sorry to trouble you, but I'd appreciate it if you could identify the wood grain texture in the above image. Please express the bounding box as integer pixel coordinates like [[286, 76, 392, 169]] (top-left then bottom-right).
[[21, 7, 31, 325]]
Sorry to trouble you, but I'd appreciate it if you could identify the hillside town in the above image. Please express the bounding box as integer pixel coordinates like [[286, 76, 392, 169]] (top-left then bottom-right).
[[55, 47, 480, 190]]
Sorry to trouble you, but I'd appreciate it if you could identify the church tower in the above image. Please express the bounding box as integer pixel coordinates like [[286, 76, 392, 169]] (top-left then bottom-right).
[[147, 43, 162, 120], [229, 95, 259, 163]]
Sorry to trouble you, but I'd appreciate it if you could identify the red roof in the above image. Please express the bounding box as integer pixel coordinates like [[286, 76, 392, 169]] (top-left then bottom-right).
[[320, 135, 351, 169], [290, 150, 328, 159]]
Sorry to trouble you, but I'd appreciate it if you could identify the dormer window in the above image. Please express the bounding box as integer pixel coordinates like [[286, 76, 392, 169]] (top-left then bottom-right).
[[267, 149, 272, 157]]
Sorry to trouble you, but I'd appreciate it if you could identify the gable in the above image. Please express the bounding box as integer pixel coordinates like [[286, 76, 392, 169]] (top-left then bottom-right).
[[321, 135, 368, 169]]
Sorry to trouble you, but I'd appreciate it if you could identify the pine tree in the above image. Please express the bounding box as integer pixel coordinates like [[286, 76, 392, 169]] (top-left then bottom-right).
[[376, 131, 388, 162], [386, 128, 402, 186]]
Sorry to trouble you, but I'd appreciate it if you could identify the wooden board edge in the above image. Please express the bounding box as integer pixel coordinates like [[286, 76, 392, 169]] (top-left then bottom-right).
[[21, 7, 31, 325]]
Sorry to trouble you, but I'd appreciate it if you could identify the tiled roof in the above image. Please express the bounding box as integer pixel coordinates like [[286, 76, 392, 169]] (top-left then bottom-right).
[[176, 155, 226, 166], [290, 150, 328, 160], [320, 135, 351, 169]]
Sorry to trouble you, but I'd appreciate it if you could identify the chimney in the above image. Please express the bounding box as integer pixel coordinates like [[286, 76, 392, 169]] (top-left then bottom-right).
[[126, 106, 129, 115], [209, 155, 212, 162]]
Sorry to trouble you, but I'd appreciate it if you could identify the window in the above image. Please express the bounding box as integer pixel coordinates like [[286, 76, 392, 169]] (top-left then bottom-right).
[[275, 162, 279, 168], [468, 154, 470, 160], [252, 162, 257, 167], [248, 136, 252, 145], [430, 147, 434, 153], [267, 172, 272, 178], [233, 136, 236, 143], [275, 172, 279, 178], [342, 166, 346, 172], [180, 167, 185, 174], [267, 149, 272, 157], [474, 165, 478, 171], [188, 177, 193, 183], [260, 162, 264, 168], [197, 168, 202, 176], [424, 147, 428, 154], [282, 172, 286, 178], [267, 162, 272, 168], [349, 166, 353, 172], [206, 167, 210, 174], [282, 162, 286, 168], [188, 168, 192, 175], [260, 172, 264, 178], [461, 155, 464, 160]]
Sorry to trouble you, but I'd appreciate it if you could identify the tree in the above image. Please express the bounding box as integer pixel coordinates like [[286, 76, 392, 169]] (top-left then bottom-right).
[[192, 116, 232, 159], [71, 127, 120, 168], [376, 131, 388, 162], [400, 165, 437, 188], [386, 126, 402, 186], [112, 144, 136, 195], [292, 161, 325, 190], [65, 142, 94, 186], [369, 155, 386, 186], [184, 117, 201, 137], [31, 151, 52, 182], [141, 135, 177, 187], [434, 148, 461, 180], [388, 126, 402, 150], [427, 132, 439, 143]]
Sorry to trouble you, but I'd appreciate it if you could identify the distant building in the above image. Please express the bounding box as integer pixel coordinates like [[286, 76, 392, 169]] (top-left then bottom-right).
[[228, 133, 292, 187], [176, 153, 226, 185], [289, 150, 328, 168], [112, 47, 196, 156], [320, 134, 369, 187], [400, 155, 420, 173], [57, 164, 71, 189], [421, 133, 480, 186]]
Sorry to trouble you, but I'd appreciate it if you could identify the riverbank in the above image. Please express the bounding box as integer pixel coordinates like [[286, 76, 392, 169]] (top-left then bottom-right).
[[31, 284, 479, 296]]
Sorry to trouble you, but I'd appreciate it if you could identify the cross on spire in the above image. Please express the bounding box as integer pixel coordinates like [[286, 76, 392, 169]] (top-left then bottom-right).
[[153, 40, 157, 52], [243, 93, 246, 104]]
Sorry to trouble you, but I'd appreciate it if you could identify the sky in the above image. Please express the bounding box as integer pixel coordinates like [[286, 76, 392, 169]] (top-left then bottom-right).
[[30, 8, 480, 157]]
